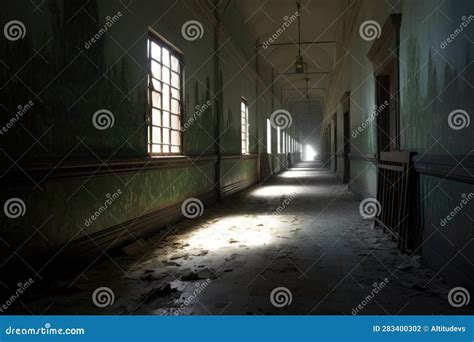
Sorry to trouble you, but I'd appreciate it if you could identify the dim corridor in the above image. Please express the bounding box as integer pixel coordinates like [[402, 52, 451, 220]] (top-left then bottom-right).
[[20, 162, 457, 315]]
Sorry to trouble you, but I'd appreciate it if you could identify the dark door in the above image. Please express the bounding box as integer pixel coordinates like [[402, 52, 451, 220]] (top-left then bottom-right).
[[376, 75, 391, 153]]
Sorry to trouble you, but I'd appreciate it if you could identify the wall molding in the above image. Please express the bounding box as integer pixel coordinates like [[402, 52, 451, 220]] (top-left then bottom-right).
[[348, 152, 376, 164], [413, 154, 474, 184], [221, 154, 258, 161], [1, 155, 261, 184]]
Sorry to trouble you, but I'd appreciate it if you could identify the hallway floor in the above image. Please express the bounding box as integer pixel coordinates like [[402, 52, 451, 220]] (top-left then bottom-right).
[[21, 162, 457, 315]]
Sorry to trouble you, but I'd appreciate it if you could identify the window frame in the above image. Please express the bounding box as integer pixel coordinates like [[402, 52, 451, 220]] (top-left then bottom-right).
[[266, 118, 272, 154], [147, 29, 185, 156], [277, 127, 281, 154], [241, 97, 249, 155]]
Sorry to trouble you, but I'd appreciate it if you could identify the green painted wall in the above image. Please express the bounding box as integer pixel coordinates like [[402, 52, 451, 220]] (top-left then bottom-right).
[[324, 0, 473, 287], [0, 0, 291, 262]]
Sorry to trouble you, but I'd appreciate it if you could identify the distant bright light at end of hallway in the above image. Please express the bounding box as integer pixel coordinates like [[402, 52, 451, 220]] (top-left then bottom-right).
[[304, 145, 317, 161]]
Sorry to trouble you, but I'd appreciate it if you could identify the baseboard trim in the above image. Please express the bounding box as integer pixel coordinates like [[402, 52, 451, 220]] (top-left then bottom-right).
[[59, 175, 258, 262]]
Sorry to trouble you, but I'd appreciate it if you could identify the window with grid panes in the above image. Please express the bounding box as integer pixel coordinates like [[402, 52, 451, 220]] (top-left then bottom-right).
[[147, 33, 183, 155], [241, 98, 249, 154]]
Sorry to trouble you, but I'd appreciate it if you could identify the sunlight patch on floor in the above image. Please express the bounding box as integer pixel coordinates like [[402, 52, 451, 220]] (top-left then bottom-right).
[[183, 215, 282, 251]]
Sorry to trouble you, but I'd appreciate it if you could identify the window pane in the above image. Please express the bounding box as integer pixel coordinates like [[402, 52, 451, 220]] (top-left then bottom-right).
[[162, 145, 170, 153], [151, 41, 161, 61], [171, 114, 180, 129], [152, 127, 161, 143], [171, 55, 180, 73], [171, 99, 180, 114], [152, 91, 161, 107], [151, 61, 161, 79], [151, 144, 161, 153], [163, 111, 170, 127], [171, 88, 180, 100], [162, 86, 170, 111], [171, 130, 180, 145], [163, 128, 170, 144], [152, 79, 161, 92], [162, 67, 170, 85], [162, 48, 170, 67], [171, 145, 180, 153], [171, 72, 180, 88], [152, 109, 161, 126]]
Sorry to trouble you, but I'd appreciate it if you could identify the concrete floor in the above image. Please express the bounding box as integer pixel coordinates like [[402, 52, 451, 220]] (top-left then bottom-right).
[[19, 162, 458, 315]]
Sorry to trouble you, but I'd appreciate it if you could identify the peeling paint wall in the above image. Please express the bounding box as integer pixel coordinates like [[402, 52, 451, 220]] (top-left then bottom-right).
[[0, 0, 293, 262], [324, 0, 474, 287]]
